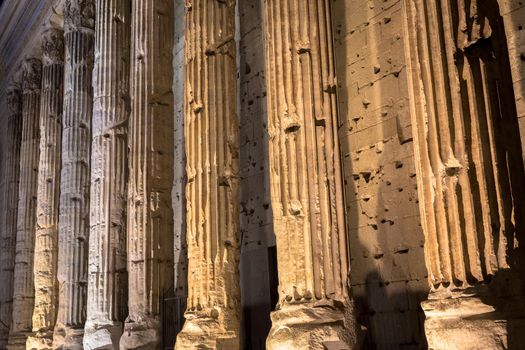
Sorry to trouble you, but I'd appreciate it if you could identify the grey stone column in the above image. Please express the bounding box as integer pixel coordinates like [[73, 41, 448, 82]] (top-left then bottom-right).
[[175, 0, 241, 349], [262, 0, 358, 348], [54, 1, 95, 349], [0, 86, 23, 349], [7, 58, 42, 350], [27, 27, 65, 350], [83, 0, 130, 348], [119, 0, 174, 349]]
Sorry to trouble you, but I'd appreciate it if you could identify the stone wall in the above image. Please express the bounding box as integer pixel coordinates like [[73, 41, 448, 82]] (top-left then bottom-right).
[[332, 0, 429, 348]]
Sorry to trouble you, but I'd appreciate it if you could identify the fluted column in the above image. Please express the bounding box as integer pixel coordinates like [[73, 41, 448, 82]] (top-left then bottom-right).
[[83, 0, 130, 348], [54, 1, 95, 349], [175, 0, 241, 349], [0, 86, 23, 349], [119, 1, 173, 349], [6, 58, 42, 350], [262, 1, 358, 348], [27, 28, 65, 350], [403, 0, 525, 348]]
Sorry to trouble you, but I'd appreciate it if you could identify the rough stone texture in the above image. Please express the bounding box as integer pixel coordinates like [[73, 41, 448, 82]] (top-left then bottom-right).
[[0, 86, 23, 349], [54, 1, 95, 349], [7, 58, 42, 350], [403, 0, 525, 348], [83, 0, 130, 348], [262, 1, 358, 348], [120, 1, 174, 349], [332, 0, 429, 347], [175, 0, 241, 348], [27, 27, 64, 350], [238, 0, 277, 348]]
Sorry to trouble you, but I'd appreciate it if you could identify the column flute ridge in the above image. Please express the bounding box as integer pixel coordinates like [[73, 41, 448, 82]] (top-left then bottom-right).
[[0, 85, 23, 349], [263, 0, 358, 348], [175, 0, 241, 349], [27, 27, 65, 350], [119, 0, 174, 348], [54, 1, 95, 349], [7, 58, 42, 350], [84, 0, 130, 349]]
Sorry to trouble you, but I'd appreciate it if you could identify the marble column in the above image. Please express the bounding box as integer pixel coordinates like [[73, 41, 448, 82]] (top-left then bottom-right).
[[7, 58, 42, 350], [403, 0, 525, 348], [262, 1, 358, 348], [27, 27, 65, 350], [119, 0, 173, 349], [54, 1, 95, 349], [0, 86, 23, 349], [83, 0, 130, 348], [175, 0, 241, 349]]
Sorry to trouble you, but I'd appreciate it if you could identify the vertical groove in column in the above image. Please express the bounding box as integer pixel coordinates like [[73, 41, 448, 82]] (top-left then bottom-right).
[[0, 86, 23, 349], [175, 0, 241, 349], [27, 27, 65, 350], [120, 1, 174, 348], [84, 0, 130, 348], [54, 1, 95, 349], [7, 58, 42, 350], [263, 0, 358, 348]]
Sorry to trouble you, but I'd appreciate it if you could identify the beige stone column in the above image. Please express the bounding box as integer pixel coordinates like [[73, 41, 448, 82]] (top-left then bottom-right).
[[27, 27, 65, 350], [403, 0, 525, 348], [175, 0, 241, 349], [83, 0, 130, 348], [53, 1, 95, 349], [7, 58, 42, 350], [119, 1, 173, 349], [262, 1, 358, 349], [0, 86, 23, 349]]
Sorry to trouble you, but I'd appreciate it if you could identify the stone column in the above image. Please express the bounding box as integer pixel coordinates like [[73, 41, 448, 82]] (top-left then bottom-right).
[[27, 28, 65, 350], [83, 0, 130, 348], [119, 0, 173, 349], [262, 1, 358, 349], [7, 58, 42, 350], [175, 0, 241, 349], [403, 0, 525, 348], [0, 86, 23, 349], [54, 1, 95, 349]]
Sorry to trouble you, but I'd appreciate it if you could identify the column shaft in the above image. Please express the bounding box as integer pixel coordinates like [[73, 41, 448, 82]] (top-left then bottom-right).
[[120, 0, 174, 348], [54, 1, 95, 348], [0, 87, 23, 348], [27, 28, 65, 350], [175, 0, 241, 349], [262, 0, 357, 348], [7, 58, 42, 350], [84, 0, 130, 348]]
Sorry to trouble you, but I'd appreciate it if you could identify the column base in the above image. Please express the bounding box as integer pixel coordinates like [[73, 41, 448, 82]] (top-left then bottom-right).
[[423, 294, 525, 350], [26, 331, 53, 350], [266, 301, 359, 350], [120, 317, 160, 350], [175, 312, 240, 350], [83, 320, 122, 350], [6, 332, 30, 350], [52, 325, 84, 350]]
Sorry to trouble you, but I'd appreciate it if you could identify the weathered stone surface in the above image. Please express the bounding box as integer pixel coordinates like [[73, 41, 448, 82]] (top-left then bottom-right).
[[119, 1, 174, 349], [262, 1, 359, 348], [0, 86, 23, 349], [83, 0, 130, 349], [26, 27, 64, 350], [175, 0, 241, 348], [404, 0, 525, 347], [54, 1, 95, 348], [7, 58, 42, 350]]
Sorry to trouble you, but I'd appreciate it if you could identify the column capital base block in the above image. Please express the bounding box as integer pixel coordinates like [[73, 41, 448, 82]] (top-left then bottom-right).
[[52, 325, 84, 350], [266, 301, 359, 350], [26, 332, 53, 350], [120, 316, 161, 350], [175, 311, 240, 350], [83, 320, 122, 350]]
